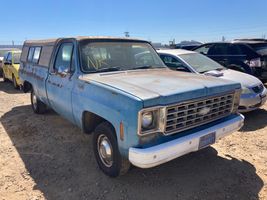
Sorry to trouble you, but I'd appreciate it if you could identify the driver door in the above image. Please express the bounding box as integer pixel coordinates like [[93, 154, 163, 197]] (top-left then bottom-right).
[[46, 41, 76, 122]]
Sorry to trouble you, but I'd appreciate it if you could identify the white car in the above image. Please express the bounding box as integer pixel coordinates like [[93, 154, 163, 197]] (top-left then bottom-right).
[[158, 49, 267, 112]]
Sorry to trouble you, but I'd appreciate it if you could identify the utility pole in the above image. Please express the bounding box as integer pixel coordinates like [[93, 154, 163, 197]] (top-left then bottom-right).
[[12, 40, 14, 46], [124, 32, 130, 37]]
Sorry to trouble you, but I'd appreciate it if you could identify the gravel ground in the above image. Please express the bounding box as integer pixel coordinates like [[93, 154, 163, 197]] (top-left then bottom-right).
[[0, 78, 267, 200]]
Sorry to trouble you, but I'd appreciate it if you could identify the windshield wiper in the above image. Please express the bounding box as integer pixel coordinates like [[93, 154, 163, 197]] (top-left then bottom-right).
[[132, 65, 166, 70], [92, 66, 122, 73]]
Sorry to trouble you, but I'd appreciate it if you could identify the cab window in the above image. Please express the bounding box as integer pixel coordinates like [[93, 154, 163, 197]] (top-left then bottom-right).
[[54, 43, 74, 73], [228, 44, 244, 55], [207, 44, 228, 55], [194, 44, 213, 55], [32, 47, 42, 63], [27, 47, 35, 62]]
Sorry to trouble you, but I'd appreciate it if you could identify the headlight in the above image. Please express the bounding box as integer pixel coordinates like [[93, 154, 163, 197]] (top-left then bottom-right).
[[142, 111, 153, 128], [241, 87, 252, 94], [138, 107, 166, 136]]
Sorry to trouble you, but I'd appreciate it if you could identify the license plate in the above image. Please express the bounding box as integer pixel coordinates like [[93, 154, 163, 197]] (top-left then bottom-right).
[[199, 132, 216, 149]]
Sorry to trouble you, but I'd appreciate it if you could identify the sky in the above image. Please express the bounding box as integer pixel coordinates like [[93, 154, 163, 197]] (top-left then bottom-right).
[[1, 0, 267, 45]]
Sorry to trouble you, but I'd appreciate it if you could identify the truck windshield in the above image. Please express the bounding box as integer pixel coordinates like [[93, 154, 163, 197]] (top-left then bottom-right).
[[79, 41, 166, 73], [179, 53, 225, 73]]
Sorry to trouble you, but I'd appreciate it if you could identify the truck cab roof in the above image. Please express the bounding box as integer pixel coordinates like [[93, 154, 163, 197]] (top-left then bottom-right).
[[23, 36, 148, 46]]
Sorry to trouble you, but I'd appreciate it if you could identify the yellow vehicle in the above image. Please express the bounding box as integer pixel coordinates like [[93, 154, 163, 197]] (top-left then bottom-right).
[[2, 50, 22, 89]]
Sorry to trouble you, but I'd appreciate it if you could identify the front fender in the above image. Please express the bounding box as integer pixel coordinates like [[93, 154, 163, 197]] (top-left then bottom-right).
[[72, 80, 143, 156]]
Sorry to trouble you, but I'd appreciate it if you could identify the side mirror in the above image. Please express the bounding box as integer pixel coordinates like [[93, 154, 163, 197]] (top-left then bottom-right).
[[57, 65, 69, 76]]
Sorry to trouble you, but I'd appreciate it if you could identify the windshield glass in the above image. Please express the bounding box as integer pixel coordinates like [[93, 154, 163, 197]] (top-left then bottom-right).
[[13, 53, 21, 64], [250, 43, 267, 55], [179, 53, 225, 73], [79, 41, 165, 72]]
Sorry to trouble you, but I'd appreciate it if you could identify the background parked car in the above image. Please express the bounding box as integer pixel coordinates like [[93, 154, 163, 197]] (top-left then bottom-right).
[[193, 41, 267, 82], [0, 46, 22, 76], [2, 50, 22, 89], [0, 49, 13, 76], [158, 49, 267, 112], [174, 44, 201, 50]]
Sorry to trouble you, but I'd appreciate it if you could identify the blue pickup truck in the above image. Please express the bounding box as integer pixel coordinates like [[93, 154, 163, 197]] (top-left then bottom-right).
[[19, 37, 244, 177]]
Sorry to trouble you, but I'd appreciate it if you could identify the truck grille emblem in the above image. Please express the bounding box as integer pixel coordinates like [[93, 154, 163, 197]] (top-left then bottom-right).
[[198, 107, 211, 116]]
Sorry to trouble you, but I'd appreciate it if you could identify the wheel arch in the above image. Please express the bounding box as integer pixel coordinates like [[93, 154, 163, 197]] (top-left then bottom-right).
[[23, 81, 33, 93], [82, 111, 116, 137]]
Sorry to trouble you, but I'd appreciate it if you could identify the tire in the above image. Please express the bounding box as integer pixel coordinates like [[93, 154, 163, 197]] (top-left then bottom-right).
[[93, 121, 130, 177], [30, 89, 46, 114], [12, 75, 19, 89], [2, 71, 8, 82]]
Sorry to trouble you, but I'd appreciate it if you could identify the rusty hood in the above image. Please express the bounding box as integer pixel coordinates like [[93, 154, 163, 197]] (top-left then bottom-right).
[[80, 68, 240, 107]]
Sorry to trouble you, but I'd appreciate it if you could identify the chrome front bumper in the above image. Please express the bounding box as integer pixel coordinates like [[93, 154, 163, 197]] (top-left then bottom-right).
[[129, 114, 244, 168], [239, 89, 267, 112]]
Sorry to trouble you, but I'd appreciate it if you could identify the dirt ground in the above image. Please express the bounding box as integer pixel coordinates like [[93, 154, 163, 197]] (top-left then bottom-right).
[[0, 78, 267, 200]]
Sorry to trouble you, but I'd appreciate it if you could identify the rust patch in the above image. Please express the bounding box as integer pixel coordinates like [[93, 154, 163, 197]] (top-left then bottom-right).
[[77, 83, 85, 90]]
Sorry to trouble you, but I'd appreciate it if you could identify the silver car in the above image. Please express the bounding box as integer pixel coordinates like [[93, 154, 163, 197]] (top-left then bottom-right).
[[158, 49, 267, 112]]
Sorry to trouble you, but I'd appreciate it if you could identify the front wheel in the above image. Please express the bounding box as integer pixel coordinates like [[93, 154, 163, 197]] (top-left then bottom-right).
[[93, 122, 130, 177], [31, 89, 46, 114]]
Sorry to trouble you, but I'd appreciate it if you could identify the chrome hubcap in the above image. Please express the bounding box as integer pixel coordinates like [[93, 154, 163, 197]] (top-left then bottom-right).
[[97, 134, 113, 167], [32, 92, 37, 109]]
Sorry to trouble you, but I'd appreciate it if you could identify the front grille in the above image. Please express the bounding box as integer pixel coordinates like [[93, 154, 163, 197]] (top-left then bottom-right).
[[165, 93, 234, 135], [252, 84, 264, 94]]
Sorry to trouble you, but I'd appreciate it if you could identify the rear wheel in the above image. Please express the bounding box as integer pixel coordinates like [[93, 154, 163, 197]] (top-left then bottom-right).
[[31, 89, 46, 114], [12, 75, 19, 89], [93, 122, 130, 177]]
